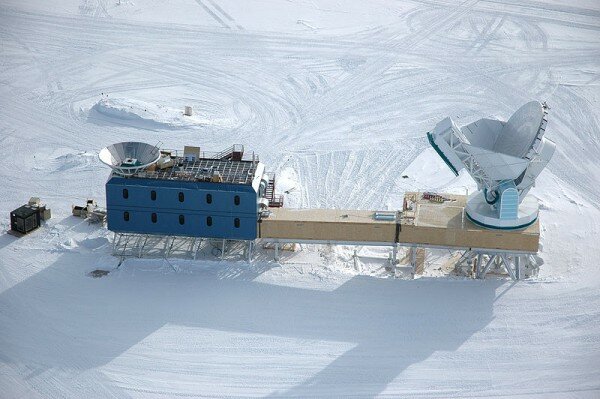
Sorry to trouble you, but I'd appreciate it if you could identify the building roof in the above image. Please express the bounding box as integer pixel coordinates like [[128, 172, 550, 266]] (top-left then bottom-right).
[[122, 156, 259, 185], [11, 205, 38, 218], [260, 192, 539, 252], [401, 192, 539, 252], [264, 208, 396, 224]]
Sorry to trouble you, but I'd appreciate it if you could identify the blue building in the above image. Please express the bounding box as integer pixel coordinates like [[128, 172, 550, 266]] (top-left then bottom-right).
[[105, 145, 271, 241]]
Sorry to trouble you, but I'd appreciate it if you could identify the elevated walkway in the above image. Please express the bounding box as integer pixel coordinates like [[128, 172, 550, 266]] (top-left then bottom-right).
[[259, 208, 398, 245], [259, 192, 538, 253], [258, 192, 540, 279]]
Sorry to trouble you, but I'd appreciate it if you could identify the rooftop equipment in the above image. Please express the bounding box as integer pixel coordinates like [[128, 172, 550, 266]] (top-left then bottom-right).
[[72, 199, 106, 224], [183, 146, 201, 162], [427, 101, 555, 229], [99, 141, 161, 176]]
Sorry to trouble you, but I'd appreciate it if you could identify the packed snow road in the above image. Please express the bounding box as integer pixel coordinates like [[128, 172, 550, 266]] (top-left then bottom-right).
[[1, 0, 599, 397]]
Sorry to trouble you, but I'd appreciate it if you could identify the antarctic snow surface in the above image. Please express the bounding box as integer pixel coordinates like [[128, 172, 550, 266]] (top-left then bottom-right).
[[1, 0, 599, 397]]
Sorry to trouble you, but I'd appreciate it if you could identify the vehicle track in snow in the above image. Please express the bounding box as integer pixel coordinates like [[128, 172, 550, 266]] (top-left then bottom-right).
[[4, 0, 597, 215]]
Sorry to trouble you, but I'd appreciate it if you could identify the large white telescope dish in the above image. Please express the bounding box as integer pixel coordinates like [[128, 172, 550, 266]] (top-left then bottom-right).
[[428, 101, 555, 229], [99, 141, 160, 176], [494, 101, 547, 159]]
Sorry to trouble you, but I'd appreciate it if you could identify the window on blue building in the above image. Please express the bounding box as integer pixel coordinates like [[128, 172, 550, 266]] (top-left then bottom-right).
[[234, 218, 240, 228], [123, 188, 129, 199], [151, 190, 156, 201], [124, 211, 130, 221], [179, 215, 185, 225], [179, 192, 185, 202], [234, 195, 240, 206], [206, 216, 213, 226], [151, 213, 157, 223], [206, 193, 212, 204]]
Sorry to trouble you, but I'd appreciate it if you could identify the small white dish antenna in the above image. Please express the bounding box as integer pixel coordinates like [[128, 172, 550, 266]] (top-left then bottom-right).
[[428, 101, 555, 229], [99, 142, 161, 176]]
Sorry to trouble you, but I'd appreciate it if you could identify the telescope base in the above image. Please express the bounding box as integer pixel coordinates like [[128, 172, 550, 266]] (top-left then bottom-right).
[[466, 192, 538, 230]]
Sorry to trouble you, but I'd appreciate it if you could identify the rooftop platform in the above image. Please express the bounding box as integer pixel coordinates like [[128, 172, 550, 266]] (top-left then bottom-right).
[[115, 145, 260, 185], [259, 192, 540, 253], [401, 192, 539, 253]]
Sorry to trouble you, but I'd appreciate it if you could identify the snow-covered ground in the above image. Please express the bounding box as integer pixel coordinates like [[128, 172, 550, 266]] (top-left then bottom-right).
[[1, 0, 600, 397]]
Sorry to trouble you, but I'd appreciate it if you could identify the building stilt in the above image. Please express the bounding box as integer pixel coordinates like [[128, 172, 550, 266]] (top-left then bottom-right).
[[409, 246, 417, 278], [457, 250, 540, 280], [246, 241, 253, 262]]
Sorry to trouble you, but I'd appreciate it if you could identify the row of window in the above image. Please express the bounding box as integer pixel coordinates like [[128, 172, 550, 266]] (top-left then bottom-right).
[[122, 189, 241, 205], [122, 211, 240, 228]]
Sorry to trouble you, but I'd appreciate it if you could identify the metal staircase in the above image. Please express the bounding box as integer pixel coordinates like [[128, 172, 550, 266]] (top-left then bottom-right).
[[266, 175, 284, 207]]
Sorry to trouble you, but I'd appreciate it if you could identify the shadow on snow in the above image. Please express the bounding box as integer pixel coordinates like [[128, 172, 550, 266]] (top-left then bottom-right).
[[0, 250, 504, 397]]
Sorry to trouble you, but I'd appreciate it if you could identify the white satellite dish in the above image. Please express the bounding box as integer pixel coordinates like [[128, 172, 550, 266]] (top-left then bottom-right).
[[428, 101, 555, 229], [99, 141, 161, 176]]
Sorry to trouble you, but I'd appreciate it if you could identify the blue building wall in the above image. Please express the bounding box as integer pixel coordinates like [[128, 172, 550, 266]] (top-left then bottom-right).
[[106, 176, 257, 240]]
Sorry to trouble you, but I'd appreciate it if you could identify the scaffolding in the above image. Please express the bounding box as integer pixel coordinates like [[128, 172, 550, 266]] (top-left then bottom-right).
[[454, 250, 540, 279], [112, 232, 254, 263], [256, 192, 540, 280]]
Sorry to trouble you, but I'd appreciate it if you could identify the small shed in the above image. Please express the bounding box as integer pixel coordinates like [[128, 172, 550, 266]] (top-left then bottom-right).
[[183, 145, 201, 162], [10, 205, 41, 234]]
